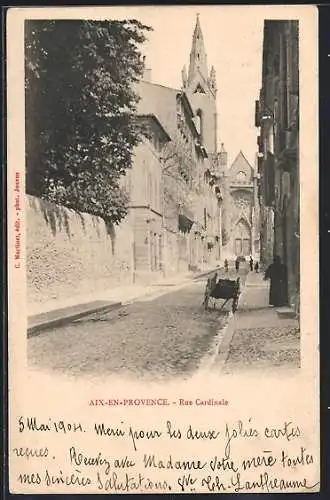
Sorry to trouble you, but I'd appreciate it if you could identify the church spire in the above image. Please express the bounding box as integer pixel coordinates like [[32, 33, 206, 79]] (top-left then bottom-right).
[[188, 13, 208, 86]]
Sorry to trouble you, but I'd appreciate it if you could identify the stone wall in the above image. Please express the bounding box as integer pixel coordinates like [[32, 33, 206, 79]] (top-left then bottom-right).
[[26, 195, 133, 307]]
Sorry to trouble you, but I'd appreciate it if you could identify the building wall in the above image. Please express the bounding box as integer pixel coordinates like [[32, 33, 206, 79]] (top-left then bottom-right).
[[186, 90, 217, 154], [125, 125, 166, 283], [257, 20, 299, 310], [259, 204, 275, 267], [164, 229, 179, 276], [26, 195, 133, 308], [130, 207, 163, 283], [129, 133, 163, 215]]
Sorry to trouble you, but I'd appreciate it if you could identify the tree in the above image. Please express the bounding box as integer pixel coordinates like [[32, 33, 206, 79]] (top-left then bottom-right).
[[160, 134, 200, 212], [25, 19, 151, 224]]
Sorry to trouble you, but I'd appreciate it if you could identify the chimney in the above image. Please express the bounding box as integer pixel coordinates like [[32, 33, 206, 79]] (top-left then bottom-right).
[[142, 56, 152, 82]]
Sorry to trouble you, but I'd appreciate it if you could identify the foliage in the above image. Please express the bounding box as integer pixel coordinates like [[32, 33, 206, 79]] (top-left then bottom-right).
[[160, 134, 200, 212], [25, 19, 151, 223]]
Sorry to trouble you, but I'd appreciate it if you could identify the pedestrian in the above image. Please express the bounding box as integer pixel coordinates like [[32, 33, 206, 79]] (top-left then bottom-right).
[[224, 259, 229, 272], [264, 255, 288, 307], [249, 255, 254, 271], [235, 257, 240, 273], [254, 261, 259, 273]]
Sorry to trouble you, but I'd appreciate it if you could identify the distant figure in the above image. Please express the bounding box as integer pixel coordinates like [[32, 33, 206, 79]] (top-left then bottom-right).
[[254, 261, 259, 273], [224, 259, 229, 272], [235, 257, 240, 272], [249, 256, 254, 271], [264, 256, 288, 307]]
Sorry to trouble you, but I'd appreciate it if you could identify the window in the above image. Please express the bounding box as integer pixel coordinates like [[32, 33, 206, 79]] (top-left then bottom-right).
[[152, 134, 159, 151], [194, 84, 206, 94], [196, 109, 203, 143], [236, 171, 248, 184]]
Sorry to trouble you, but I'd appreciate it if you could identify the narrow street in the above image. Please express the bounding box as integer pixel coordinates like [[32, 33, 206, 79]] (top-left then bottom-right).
[[28, 269, 247, 381]]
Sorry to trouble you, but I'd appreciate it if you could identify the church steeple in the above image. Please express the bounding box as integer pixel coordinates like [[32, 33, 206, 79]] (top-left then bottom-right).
[[187, 13, 208, 86], [182, 14, 218, 154]]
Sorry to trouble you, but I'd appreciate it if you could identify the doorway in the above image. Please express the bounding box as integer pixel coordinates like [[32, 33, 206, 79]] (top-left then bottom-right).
[[233, 219, 251, 256]]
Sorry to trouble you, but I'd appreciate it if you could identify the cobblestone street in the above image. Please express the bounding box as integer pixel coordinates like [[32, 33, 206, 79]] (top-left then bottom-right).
[[28, 270, 247, 381], [27, 267, 300, 380]]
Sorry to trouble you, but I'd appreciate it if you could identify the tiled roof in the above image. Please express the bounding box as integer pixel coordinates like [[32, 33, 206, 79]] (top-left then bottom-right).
[[135, 80, 178, 137]]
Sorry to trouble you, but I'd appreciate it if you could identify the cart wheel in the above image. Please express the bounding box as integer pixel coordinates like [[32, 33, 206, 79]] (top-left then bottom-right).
[[232, 297, 238, 313]]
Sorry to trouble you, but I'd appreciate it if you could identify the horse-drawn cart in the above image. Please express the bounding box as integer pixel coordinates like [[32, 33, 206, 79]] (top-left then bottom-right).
[[203, 273, 241, 313]]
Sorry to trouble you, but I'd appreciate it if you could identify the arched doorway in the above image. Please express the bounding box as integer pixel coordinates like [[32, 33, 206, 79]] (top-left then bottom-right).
[[233, 218, 251, 257]]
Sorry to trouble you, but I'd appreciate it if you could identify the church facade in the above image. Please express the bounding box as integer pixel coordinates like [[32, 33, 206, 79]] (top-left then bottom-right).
[[220, 148, 261, 261]]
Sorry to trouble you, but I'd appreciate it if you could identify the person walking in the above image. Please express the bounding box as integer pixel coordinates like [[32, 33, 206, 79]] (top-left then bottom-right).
[[249, 256, 254, 271], [235, 257, 240, 273], [264, 255, 288, 307], [224, 259, 229, 272], [254, 261, 259, 273]]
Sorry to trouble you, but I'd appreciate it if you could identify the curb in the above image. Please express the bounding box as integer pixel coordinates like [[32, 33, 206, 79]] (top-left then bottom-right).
[[192, 267, 222, 281], [27, 301, 122, 337], [210, 274, 249, 372], [212, 311, 236, 371], [198, 310, 232, 373]]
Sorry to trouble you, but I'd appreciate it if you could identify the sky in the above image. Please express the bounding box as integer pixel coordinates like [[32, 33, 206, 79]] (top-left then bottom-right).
[[23, 5, 315, 168], [107, 6, 265, 167]]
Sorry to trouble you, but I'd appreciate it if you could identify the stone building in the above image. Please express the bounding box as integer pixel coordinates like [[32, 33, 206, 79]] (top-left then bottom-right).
[[255, 20, 299, 312], [217, 145, 260, 261], [123, 114, 171, 283], [126, 14, 223, 282]]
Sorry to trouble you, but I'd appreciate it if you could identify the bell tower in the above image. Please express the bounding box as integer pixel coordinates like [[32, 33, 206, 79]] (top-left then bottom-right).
[[182, 14, 218, 153]]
